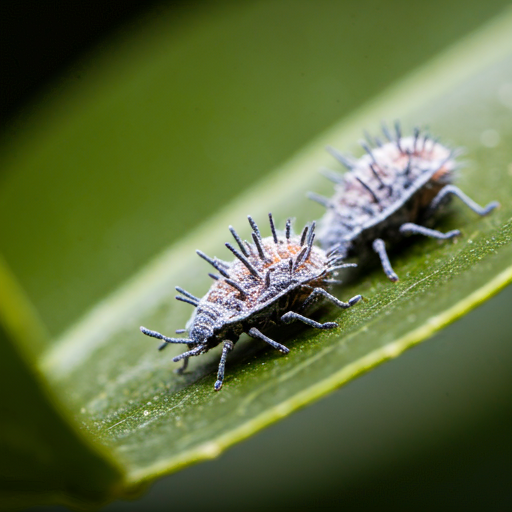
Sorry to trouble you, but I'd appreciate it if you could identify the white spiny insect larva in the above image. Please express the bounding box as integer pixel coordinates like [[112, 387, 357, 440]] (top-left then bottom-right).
[[309, 122, 500, 281], [140, 214, 361, 391]]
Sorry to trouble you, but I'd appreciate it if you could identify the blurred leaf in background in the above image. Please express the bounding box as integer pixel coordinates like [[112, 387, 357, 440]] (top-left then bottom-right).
[[1, 0, 512, 510]]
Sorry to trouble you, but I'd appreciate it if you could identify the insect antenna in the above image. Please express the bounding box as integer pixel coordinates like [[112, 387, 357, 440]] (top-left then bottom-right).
[[319, 167, 344, 184], [326, 146, 355, 170], [247, 215, 261, 240], [175, 329, 186, 334], [229, 226, 249, 257], [355, 176, 380, 204], [140, 326, 195, 344], [285, 218, 292, 240], [268, 213, 278, 244], [307, 191, 333, 209], [224, 242, 262, 279], [196, 250, 230, 278], [225, 278, 248, 299], [208, 273, 219, 280]]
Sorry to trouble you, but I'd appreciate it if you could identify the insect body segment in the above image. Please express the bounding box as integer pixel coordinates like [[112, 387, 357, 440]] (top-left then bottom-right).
[[140, 214, 361, 390], [311, 123, 499, 281]]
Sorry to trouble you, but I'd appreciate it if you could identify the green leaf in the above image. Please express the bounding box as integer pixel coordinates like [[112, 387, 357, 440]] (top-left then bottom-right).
[[0, 257, 123, 509], [2, 2, 512, 508], [40, 5, 512, 492]]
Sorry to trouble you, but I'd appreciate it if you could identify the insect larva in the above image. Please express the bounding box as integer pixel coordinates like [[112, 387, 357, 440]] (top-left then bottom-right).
[[141, 214, 361, 390], [310, 122, 499, 281]]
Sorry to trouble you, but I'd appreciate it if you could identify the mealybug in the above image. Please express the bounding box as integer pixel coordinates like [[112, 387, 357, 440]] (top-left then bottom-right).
[[309, 122, 500, 281], [140, 214, 361, 390]]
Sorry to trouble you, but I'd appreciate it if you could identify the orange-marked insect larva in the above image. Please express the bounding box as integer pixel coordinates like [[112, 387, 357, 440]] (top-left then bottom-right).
[[141, 214, 361, 390], [309, 122, 499, 281]]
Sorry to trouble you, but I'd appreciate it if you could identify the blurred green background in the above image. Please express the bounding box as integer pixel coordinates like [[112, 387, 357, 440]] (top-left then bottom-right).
[[2, 0, 511, 339], [1, 0, 511, 510]]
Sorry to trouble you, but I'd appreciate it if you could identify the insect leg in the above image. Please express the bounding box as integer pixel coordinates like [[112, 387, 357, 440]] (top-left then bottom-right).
[[372, 239, 399, 282], [427, 185, 499, 217], [248, 327, 290, 354], [280, 311, 337, 330], [214, 341, 234, 391], [172, 345, 205, 363], [399, 223, 460, 240], [300, 287, 361, 311], [175, 356, 189, 375]]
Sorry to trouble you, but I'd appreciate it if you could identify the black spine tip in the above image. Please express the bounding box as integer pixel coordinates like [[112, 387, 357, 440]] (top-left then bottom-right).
[[299, 225, 309, 246], [175, 295, 199, 307], [307, 221, 316, 246], [225, 242, 261, 279], [229, 225, 249, 257], [247, 215, 261, 239], [355, 176, 380, 204], [252, 232, 268, 261], [268, 213, 278, 244], [360, 141, 378, 165], [196, 249, 230, 279]]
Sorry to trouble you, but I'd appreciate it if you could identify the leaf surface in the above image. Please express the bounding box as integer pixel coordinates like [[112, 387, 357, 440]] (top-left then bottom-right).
[[41, 9, 512, 489], [1, 2, 512, 508]]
